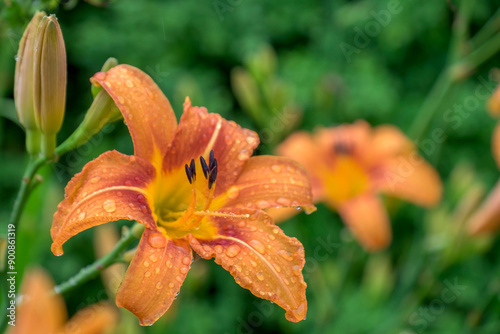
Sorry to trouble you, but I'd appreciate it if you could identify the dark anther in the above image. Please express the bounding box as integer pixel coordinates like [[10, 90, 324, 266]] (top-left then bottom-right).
[[333, 140, 351, 155], [200, 156, 209, 179], [208, 158, 218, 189], [189, 159, 196, 181], [185, 159, 196, 184], [184, 164, 193, 184], [209, 150, 216, 169]]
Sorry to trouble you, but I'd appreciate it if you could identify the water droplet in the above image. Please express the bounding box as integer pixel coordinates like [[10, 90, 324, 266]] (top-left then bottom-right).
[[181, 267, 189, 274], [226, 245, 241, 257], [168, 282, 175, 288], [270, 178, 277, 183], [166, 260, 173, 268], [137, 194, 146, 203], [155, 267, 160, 274], [257, 200, 269, 209], [246, 135, 257, 145], [249, 240, 265, 254], [277, 250, 293, 261], [289, 177, 296, 184], [250, 260, 257, 267], [117, 96, 125, 104], [90, 176, 100, 183], [103, 199, 116, 213], [78, 211, 86, 220], [145, 271, 151, 277], [155, 282, 163, 289], [238, 149, 250, 160], [226, 186, 240, 200], [176, 275, 183, 282], [214, 245, 223, 253], [286, 165, 296, 174], [256, 272, 265, 281], [269, 235, 276, 240], [117, 191, 123, 197], [273, 264, 281, 272], [134, 176, 141, 183], [272, 227, 279, 234], [126, 79, 134, 87], [271, 165, 281, 173], [276, 197, 291, 206], [291, 265, 301, 276], [125, 180, 132, 186], [148, 232, 167, 248], [149, 254, 158, 263], [238, 221, 246, 228], [140, 205, 148, 214], [182, 257, 191, 265], [144, 260, 150, 267]]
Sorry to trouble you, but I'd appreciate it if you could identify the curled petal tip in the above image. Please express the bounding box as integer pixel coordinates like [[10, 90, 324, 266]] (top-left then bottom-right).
[[286, 302, 307, 322], [51, 243, 64, 256]]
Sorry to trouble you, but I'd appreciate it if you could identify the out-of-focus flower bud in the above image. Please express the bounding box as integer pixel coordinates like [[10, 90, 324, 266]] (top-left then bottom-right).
[[487, 84, 500, 118], [33, 14, 67, 158], [91, 57, 118, 98], [231, 67, 263, 124], [14, 11, 46, 156], [246, 44, 276, 84]]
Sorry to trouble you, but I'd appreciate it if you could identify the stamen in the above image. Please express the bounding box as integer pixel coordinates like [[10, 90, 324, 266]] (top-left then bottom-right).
[[189, 159, 196, 181], [208, 158, 217, 189], [209, 150, 216, 170], [184, 163, 193, 184], [200, 156, 209, 179]]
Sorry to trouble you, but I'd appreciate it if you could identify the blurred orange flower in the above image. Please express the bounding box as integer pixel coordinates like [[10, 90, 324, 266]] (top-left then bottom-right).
[[9, 268, 116, 334], [51, 65, 315, 325], [468, 88, 500, 235], [276, 121, 442, 251]]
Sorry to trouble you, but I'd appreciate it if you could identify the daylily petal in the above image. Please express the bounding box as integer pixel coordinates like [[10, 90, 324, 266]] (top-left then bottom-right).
[[59, 302, 117, 334], [188, 209, 307, 322], [116, 228, 192, 326], [492, 123, 500, 169], [275, 131, 325, 199], [215, 155, 315, 213], [163, 97, 260, 195], [364, 125, 412, 166], [376, 152, 442, 207], [91, 65, 177, 162], [12, 269, 66, 334], [337, 194, 391, 251], [468, 180, 500, 235], [51, 150, 157, 256]]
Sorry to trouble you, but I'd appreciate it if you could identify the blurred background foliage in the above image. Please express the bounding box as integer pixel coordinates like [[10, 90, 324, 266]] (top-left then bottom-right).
[[2, 0, 500, 333]]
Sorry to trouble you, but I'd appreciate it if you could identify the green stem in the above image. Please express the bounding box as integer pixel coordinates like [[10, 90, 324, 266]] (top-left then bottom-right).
[[53, 223, 143, 295], [469, 7, 500, 51]]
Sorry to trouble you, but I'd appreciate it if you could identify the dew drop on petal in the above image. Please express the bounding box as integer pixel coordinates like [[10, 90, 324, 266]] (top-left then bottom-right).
[[214, 245, 223, 253], [226, 245, 241, 258], [273, 263, 281, 272], [78, 211, 86, 220], [125, 180, 132, 186], [90, 176, 100, 184], [169, 282, 175, 288], [256, 272, 265, 281], [180, 267, 188, 274], [125, 79, 134, 87], [238, 149, 250, 161], [103, 199, 116, 213], [182, 257, 191, 265], [117, 191, 123, 197], [145, 271, 151, 278], [277, 250, 294, 261], [140, 205, 148, 214], [226, 186, 240, 200], [155, 282, 163, 289], [257, 200, 269, 209], [117, 96, 125, 104], [248, 240, 266, 254], [250, 260, 257, 268], [149, 254, 158, 263], [272, 227, 280, 234], [291, 265, 301, 276], [166, 260, 173, 268], [176, 275, 183, 282], [143, 260, 150, 268], [148, 232, 167, 248], [271, 165, 281, 173], [276, 197, 291, 206]]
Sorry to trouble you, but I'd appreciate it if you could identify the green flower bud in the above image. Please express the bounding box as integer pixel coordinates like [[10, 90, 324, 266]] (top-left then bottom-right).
[[91, 57, 118, 98], [33, 14, 67, 158], [14, 11, 46, 156]]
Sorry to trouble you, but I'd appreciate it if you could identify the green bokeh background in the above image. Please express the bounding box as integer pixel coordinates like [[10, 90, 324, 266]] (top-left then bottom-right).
[[2, 0, 500, 333]]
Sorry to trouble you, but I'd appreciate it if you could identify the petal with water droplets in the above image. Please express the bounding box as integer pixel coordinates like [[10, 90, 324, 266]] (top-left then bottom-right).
[[91, 65, 177, 161], [116, 228, 192, 326], [162, 97, 259, 196], [188, 209, 307, 322], [214, 156, 315, 214], [51, 150, 156, 256]]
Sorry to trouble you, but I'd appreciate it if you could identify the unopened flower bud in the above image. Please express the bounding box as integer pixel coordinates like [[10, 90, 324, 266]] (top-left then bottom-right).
[[91, 57, 118, 98], [14, 11, 46, 156], [33, 14, 67, 157]]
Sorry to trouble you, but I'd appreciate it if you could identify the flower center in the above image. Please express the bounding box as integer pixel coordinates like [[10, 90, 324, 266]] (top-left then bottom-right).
[[320, 146, 370, 205], [153, 150, 247, 239]]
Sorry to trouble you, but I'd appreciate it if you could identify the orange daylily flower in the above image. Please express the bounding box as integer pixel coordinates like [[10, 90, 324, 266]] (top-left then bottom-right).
[[51, 65, 315, 325], [9, 268, 117, 334], [276, 121, 443, 251], [468, 117, 500, 234]]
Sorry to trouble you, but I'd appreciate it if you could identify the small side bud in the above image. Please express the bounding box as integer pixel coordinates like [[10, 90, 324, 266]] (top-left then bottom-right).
[[14, 11, 46, 156], [33, 14, 67, 158]]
